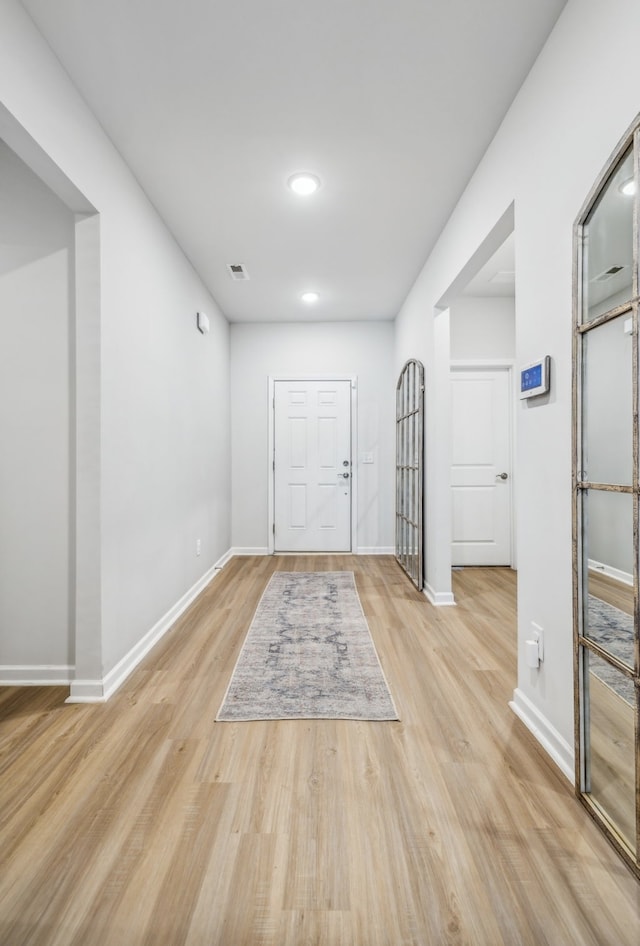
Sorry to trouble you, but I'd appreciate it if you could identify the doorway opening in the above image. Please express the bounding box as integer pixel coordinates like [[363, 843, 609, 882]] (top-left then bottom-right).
[[0, 111, 100, 698], [449, 233, 516, 568]]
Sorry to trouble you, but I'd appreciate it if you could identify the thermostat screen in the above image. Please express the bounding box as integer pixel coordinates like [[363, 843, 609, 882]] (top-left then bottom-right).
[[519, 356, 550, 399], [521, 363, 542, 392]]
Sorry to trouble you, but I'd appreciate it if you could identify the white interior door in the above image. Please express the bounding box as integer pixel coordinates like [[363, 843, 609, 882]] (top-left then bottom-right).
[[274, 379, 352, 552], [451, 367, 512, 566]]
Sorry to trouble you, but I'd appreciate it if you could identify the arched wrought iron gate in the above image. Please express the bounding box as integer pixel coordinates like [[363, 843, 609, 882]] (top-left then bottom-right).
[[395, 359, 424, 590]]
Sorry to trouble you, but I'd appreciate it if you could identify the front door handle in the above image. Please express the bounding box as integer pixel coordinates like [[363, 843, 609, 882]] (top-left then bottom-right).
[[338, 472, 350, 479]]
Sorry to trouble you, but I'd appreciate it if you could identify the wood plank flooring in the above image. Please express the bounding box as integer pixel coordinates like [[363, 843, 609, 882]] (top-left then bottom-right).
[[1, 555, 639, 945], [588, 570, 634, 615]]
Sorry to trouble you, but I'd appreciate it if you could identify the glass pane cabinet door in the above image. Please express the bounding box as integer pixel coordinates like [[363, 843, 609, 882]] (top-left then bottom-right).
[[574, 119, 639, 881]]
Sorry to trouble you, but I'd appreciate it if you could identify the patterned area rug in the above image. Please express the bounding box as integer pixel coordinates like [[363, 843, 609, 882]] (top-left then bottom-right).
[[588, 595, 634, 705], [216, 571, 398, 721]]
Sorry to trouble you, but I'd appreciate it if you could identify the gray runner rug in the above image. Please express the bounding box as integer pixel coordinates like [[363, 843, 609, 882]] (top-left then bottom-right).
[[588, 595, 634, 705], [216, 571, 398, 721]]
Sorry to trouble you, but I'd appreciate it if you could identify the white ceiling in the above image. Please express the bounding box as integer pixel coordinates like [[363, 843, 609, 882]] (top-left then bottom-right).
[[463, 233, 515, 298], [19, 0, 566, 323]]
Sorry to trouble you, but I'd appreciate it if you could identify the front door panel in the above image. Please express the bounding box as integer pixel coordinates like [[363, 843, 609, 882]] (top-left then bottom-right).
[[274, 380, 351, 552]]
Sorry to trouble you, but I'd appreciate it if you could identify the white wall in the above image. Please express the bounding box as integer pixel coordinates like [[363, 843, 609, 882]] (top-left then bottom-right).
[[0, 0, 231, 692], [231, 321, 395, 554], [0, 140, 74, 670], [394, 0, 640, 778], [450, 296, 515, 361]]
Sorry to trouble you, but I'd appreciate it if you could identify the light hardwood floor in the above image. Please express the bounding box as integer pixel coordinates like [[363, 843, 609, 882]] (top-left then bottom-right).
[[588, 570, 634, 615], [588, 673, 636, 846], [1, 556, 639, 945]]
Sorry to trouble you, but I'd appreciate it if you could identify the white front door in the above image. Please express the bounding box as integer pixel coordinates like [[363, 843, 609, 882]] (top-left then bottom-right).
[[274, 379, 352, 552], [451, 367, 512, 566]]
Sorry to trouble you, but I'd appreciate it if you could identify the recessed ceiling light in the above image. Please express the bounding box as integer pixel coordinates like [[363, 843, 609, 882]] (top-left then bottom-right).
[[301, 291, 319, 303], [288, 173, 321, 196], [620, 177, 636, 196]]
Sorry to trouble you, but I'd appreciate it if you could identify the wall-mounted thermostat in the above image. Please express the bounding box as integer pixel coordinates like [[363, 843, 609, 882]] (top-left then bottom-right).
[[519, 356, 550, 399]]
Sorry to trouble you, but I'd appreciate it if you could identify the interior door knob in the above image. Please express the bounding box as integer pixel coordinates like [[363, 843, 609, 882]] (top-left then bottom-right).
[[496, 472, 508, 480]]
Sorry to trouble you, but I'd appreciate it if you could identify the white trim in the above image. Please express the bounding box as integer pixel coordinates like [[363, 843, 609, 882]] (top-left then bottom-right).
[[268, 375, 358, 554], [588, 558, 633, 586], [64, 678, 106, 703], [356, 546, 395, 555], [423, 584, 456, 607], [215, 548, 235, 569], [66, 553, 230, 703], [450, 358, 516, 368], [229, 546, 270, 556], [509, 688, 574, 784], [0, 665, 73, 686], [74, 212, 104, 695]]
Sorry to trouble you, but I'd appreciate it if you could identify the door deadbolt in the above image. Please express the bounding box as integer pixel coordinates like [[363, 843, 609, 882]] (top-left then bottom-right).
[[342, 460, 350, 466]]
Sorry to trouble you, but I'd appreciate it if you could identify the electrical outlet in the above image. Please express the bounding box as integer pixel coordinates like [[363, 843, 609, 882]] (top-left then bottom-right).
[[196, 538, 201, 556]]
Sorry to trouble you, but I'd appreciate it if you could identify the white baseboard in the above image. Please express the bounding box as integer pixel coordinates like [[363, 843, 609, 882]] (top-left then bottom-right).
[[355, 546, 394, 555], [66, 551, 230, 704], [509, 687, 574, 784], [0, 665, 73, 686], [215, 548, 234, 569], [231, 546, 394, 557], [65, 678, 108, 703], [588, 558, 633, 586], [423, 583, 456, 606], [229, 546, 270, 556]]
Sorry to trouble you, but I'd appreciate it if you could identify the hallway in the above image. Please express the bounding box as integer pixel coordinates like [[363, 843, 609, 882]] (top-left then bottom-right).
[[1, 556, 638, 944]]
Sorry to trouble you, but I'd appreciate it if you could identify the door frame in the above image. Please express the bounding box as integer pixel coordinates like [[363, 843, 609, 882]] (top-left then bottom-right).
[[450, 359, 517, 569], [268, 375, 358, 554]]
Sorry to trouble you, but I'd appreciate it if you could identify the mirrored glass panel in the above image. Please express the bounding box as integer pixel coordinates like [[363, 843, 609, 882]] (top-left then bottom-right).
[[584, 648, 637, 853], [584, 489, 635, 668], [395, 359, 424, 590], [576, 120, 640, 880], [582, 316, 633, 485], [582, 148, 634, 322]]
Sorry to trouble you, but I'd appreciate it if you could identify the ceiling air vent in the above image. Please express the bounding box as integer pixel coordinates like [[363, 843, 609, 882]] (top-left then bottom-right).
[[593, 264, 625, 282], [226, 263, 250, 281]]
